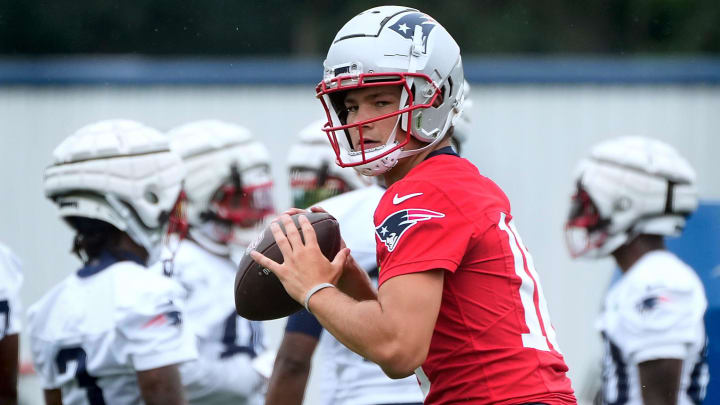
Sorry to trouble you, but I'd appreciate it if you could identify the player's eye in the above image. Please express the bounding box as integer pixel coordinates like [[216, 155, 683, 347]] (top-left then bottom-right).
[[345, 105, 359, 114]]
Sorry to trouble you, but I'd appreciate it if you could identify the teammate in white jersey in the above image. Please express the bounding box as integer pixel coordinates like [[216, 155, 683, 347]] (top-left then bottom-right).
[[28, 119, 197, 405], [265, 120, 423, 405], [565, 136, 709, 405], [162, 120, 274, 405], [0, 242, 23, 404]]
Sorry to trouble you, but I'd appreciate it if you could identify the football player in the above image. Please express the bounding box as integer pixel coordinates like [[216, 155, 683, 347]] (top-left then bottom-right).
[[565, 136, 708, 405], [265, 119, 423, 405], [28, 120, 197, 405], [0, 242, 23, 404], [162, 120, 273, 405], [251, 6, 577, 405]]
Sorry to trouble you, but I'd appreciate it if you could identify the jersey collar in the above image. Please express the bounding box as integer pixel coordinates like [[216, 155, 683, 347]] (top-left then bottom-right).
[[77, 250, 145, 278], [424, 146, 459, 161]]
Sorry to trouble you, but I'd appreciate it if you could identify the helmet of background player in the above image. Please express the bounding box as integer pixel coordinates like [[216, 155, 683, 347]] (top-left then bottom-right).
[[43, 119, 185, 265], [287, 119, 372, 208], [316, 6, 466, 176], [450, 80, 472, 155], [168, 120, 275, 254], [565, 136, 698, 259]]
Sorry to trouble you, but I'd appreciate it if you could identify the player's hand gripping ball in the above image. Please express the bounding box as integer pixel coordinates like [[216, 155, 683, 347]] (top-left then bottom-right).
[[235, 212, 341, 320]]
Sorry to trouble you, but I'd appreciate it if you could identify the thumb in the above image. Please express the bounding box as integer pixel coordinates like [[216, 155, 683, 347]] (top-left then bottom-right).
[[331, 247, 351, 268]]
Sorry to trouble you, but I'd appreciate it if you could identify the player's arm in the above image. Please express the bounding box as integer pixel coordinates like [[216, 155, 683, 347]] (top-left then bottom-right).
[[336, 251, 376, 301], [0, 333, 19, 405], [252, 214, 443, 378], [637, 358, 682, 405], [265, 331, 319, 405], [137, 364, 187, 405], [43, 389, 62, 405], [313, 270, 442, 378]]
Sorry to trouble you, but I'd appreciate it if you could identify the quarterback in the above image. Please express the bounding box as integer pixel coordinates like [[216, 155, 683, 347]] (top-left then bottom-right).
[[252, 6, 577, 405], [28, 120, 197, 405], [265, 120, 422, 405], [566, 136, 708, 405], [162, 120, 273, 405]]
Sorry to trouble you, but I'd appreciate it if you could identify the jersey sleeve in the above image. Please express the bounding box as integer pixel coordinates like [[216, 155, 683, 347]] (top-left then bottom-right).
[[115, 272, 198, 371], [0, 244, 23, 338], [26, 307, 57, 389], [613, 275, 707, 364], [375, 180, 475, 286], [29, 336, 61, 389], [285, 309, 323, 339]]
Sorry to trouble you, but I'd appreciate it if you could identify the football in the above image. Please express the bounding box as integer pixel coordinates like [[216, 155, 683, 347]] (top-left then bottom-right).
[[234, 212, 342, 321]]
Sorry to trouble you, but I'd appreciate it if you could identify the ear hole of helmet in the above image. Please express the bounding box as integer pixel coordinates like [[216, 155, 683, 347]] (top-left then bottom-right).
[[143, 186, 160, 204]]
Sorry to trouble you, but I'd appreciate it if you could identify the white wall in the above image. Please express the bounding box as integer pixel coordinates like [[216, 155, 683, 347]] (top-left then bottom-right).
[[2, 84, 718, 404]]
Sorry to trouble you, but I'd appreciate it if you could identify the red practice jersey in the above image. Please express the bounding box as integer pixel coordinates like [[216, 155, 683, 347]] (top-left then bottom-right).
[[374, 150, 576, 405]]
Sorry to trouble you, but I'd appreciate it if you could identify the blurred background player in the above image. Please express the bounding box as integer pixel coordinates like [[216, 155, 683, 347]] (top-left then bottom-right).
[[287, 119, 371, 208], [163, 120, 274, 405], [565, 136, 709, 405], [28, 119, 197, 405], [0, 242, 23, 405], [265, 119, 423, 405]]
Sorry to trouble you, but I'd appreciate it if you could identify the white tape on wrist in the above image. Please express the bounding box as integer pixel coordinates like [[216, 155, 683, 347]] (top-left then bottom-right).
[[303, 283, 336, 313]]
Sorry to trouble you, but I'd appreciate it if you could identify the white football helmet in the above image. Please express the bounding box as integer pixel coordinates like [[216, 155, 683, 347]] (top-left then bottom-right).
[[168, 120, 275, 254], [566, 136, 698, 259], [316, 5, 466, 176], [288, 119, 373, 208], [44, 119, 185, 264]]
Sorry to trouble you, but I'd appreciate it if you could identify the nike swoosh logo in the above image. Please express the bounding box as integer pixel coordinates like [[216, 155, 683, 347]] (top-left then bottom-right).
[[393, 192, 423, 204]]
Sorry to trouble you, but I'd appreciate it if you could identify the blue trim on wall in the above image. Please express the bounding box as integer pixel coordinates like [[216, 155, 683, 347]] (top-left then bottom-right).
[[1, 56, 719, 85]]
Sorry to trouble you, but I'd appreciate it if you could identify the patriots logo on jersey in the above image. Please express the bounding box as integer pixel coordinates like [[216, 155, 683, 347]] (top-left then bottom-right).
[[143, 310, 182, 328], [376, 209, 444, 252], [389, 12, 436, 52]]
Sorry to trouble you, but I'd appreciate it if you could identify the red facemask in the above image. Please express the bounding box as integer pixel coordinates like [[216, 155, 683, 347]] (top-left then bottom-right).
[[316, 72, 440, 168]]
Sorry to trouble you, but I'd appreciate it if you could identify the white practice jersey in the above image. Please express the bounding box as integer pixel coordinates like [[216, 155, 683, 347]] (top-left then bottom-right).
[[28, 253, 197, 405], [299, 185, 424, 405], [0, 242, 23, 339], [597, 250, 709, 405], [156, 240, 265, 405]]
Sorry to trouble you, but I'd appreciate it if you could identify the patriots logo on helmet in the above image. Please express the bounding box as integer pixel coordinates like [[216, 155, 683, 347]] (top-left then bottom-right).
[[389, 12, 436, 52], [376, 209, 445, 252]]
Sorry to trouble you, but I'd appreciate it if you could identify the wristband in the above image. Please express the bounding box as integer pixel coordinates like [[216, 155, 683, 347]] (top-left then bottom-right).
[[303, 283, 336, 313]]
